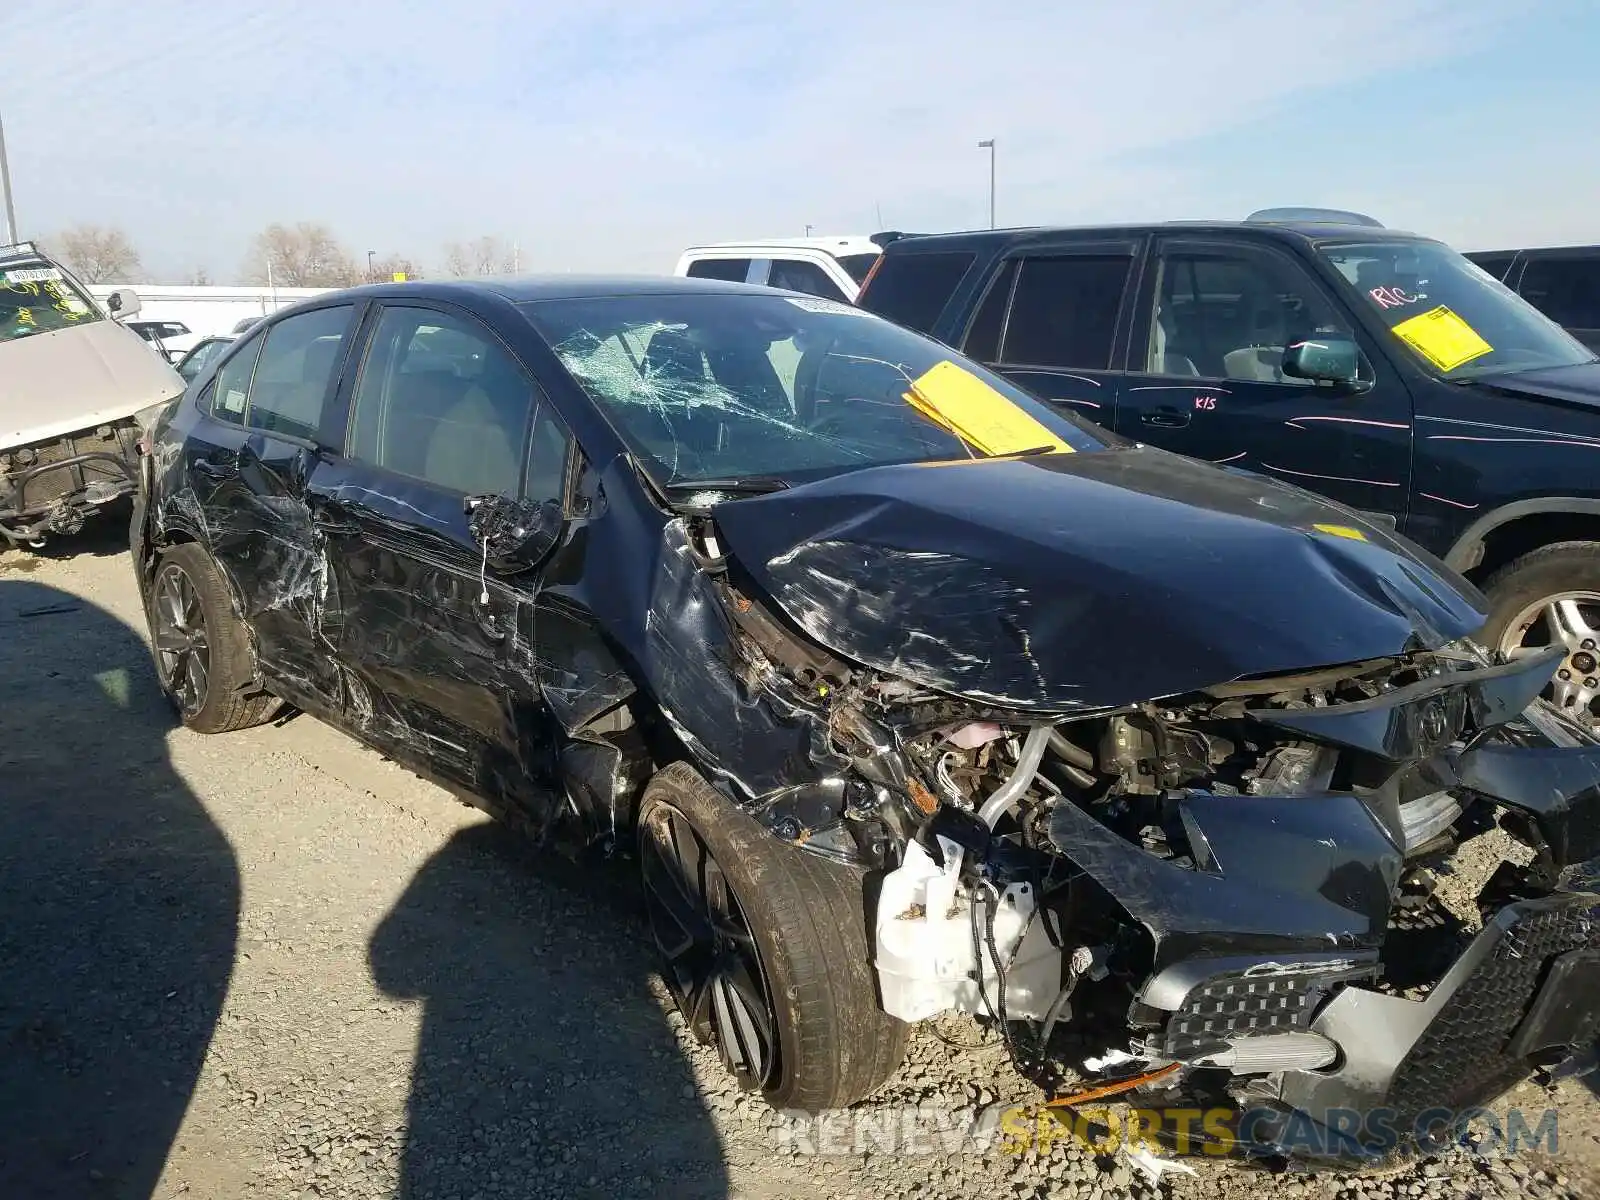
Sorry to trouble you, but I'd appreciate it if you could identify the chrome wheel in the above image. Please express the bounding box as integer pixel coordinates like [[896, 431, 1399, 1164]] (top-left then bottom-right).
[[1497, 590, 1600, 721], [639, 802, 778, 1090], [153, 561, 211, 716]]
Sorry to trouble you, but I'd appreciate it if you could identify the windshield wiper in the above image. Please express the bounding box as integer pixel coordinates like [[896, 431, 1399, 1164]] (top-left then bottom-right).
[[663, 476, 791, 495]]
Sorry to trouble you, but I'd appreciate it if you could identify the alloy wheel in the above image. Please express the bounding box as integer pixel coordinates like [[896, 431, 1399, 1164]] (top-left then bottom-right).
[[153, 561, 211, 717], [639, 802, 779, 1090], [1497, 590, 1600, 723]]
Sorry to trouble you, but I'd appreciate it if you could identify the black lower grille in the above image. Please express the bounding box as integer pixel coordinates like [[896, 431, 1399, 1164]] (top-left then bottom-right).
[[1385, 895, 1600, 1119], [1159, 965, 1372, 1059]]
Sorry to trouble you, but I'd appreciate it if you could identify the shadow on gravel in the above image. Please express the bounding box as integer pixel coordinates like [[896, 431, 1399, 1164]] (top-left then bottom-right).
[[371, 825, 730, 1200], [0, 579, 239, 1199]]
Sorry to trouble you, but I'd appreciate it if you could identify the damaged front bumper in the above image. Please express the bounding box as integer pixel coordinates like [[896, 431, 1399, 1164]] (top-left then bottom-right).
[[859, 638, 1600, 1165], [1097, 719, 1600, 1164]]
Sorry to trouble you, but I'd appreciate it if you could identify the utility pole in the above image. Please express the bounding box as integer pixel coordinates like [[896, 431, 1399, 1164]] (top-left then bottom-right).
[[804, 224, 813, 236], [366, 249, 376, 281], [977, 139, 996, 229], [0, 110, 18, 244]]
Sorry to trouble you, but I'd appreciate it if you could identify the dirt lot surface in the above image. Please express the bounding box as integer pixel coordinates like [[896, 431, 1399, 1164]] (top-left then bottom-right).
[[3, 529, 1599, 1199]]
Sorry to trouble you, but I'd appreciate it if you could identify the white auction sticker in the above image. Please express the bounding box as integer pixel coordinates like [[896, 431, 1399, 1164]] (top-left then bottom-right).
[[784, 296, 874, 317], [6, 267, 61, 283]]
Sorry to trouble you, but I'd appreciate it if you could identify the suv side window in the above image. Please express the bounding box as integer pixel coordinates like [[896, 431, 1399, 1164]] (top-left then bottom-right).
[[1146, 245, 1358, 384], [1518, 256, 1600, 330], [999, 254, 1133, 370], [961, 259, 1019, 363], [768, 258, 849, 302], [348, 307, 533, 497], [686, 258, 751, 282], [209, 331, 265, 425], [857, 251, 976, 333], [246, 305, 353, 440], [1467, 252, 1517, 282]]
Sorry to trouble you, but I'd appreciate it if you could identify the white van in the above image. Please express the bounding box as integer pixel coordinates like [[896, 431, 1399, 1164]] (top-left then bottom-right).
[[673, 235, 886, 303], [0, 241, 183, 547]]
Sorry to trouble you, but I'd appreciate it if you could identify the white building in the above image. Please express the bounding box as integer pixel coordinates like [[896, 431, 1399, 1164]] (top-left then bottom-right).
[[87, 283, 333, 340]]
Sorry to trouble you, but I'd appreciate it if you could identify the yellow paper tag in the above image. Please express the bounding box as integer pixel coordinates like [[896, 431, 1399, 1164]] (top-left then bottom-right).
[[1313, 523, 1368, 542], [1391, 306, 1493, 372], [904, 360, 1073, 457]]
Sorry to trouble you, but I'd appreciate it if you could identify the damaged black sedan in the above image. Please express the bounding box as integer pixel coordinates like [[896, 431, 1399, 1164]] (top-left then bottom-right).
[[131, 276, 1600, 1162]]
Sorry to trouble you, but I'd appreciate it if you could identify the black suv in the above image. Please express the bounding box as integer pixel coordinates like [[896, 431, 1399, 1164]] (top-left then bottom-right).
[[1466, 244, 1600, 352], [858, 217, 1600, 723]]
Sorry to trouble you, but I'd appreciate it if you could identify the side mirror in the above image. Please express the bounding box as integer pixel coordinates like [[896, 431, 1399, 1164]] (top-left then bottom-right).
[[1282, 334, 1365, 388], [465, 494, 562, 568], [105, 287, 143, 320]]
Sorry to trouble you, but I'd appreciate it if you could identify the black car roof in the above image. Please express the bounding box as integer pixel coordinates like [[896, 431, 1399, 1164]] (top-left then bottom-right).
[[879, 221, 1439, 254], [331, 274, 774, 305]]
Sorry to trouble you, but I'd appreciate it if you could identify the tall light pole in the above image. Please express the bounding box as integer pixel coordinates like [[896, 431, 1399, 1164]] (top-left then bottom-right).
[[366, 249, 376, 281], [977, 139, 996, 229], [0, 111, 18, 244]]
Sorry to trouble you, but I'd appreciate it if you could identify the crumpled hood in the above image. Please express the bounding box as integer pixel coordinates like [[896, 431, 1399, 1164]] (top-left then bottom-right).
[[710, 446, 1488, 711], [1, 320, 184, 451]]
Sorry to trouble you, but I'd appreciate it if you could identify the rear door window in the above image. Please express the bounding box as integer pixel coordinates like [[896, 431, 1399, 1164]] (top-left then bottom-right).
[[834, 252, 881, 284], [685, 258, 752, 283], [961, 259, 1019, 363], [857, 251, 976, 333], [1518, 255, 1600, 331], [245, 305, 354, 440], [209, 332, 265, 425], [1467, 252, 1517, 282], [999, 254, 1133, 370], [767, 258, 850, 302]]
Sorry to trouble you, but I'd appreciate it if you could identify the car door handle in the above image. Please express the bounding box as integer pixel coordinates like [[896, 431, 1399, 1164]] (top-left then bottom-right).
[[1141, 407, 1191, 429]]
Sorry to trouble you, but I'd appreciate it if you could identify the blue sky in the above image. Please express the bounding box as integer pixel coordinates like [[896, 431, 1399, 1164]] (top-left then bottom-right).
[[5, 0, 1596, 280]]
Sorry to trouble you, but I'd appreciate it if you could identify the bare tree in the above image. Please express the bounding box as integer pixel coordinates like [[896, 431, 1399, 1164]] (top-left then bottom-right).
[[367, 253, 423, 282], [53, 225, 142, 283], [185, 266, 213, 286], [442, 235, 516, 277], [244, 222, 359, 287]]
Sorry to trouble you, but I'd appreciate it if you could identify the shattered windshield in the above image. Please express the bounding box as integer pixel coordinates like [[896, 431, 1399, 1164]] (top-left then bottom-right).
[[0, 262, 103, 342], [523, 292, 1106, 487], [1321, 240, 1595, 379]]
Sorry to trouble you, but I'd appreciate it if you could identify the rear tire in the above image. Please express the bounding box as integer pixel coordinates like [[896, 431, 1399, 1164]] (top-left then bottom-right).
[[637, 762, 908, 1111], [148, 543, 277, 734]]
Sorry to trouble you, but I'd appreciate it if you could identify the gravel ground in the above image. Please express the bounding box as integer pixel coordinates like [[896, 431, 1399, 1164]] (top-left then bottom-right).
[[2, 529, 1599, 1199]]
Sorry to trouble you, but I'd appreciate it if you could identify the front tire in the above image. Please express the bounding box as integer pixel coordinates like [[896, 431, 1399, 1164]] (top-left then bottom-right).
[[1481, 540, 1600, 724], [148, 543, 276, 733], [637, 762, 908, 1111]]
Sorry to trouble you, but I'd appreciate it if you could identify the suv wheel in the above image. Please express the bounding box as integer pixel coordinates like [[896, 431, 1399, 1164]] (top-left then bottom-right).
[[149, 543, 277, 733], [1482, 540, 1600, 724], [636, 762, 908, 1111]]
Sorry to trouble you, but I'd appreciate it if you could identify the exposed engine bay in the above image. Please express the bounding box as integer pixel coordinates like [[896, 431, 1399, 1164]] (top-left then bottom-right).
[[672, 509, 1600, 1165], [0, 419, 142, 547]]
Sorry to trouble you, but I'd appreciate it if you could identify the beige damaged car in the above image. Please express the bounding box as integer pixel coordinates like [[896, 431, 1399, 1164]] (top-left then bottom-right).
[[0, 241, 183, 548]]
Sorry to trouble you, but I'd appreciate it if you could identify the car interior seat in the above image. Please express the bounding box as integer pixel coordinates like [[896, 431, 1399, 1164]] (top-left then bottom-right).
[[424, 377, 528, 497], [1150, 306, 1200, 376]]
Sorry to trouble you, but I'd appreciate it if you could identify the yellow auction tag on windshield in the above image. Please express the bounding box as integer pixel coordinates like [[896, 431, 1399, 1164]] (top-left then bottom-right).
[[1391, 305, 1493, 371], [905, 360, 1073, 457], [1313, 523, 1368, 542]]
